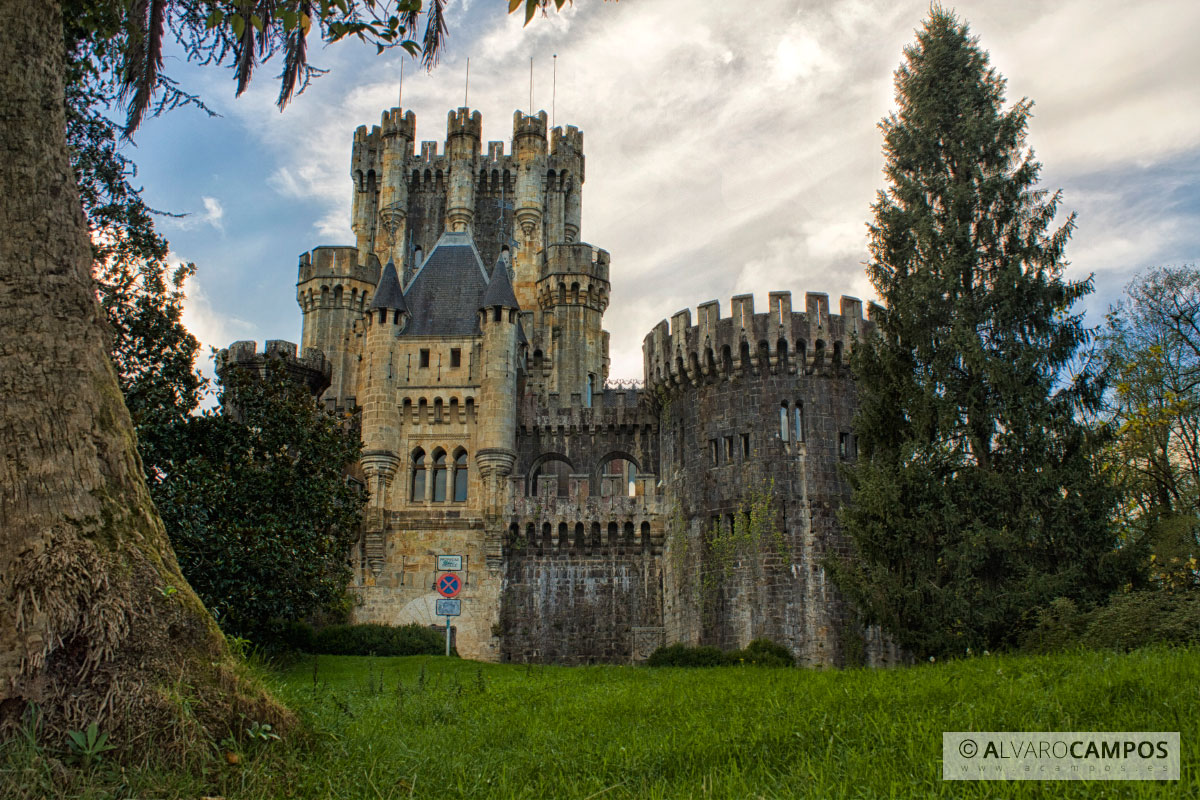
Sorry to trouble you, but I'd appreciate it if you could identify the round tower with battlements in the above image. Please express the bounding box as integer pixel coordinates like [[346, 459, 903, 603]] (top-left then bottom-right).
[[644, 291, 901, 668], [533, 243, 610, 403], [296, 246, 379, 410]]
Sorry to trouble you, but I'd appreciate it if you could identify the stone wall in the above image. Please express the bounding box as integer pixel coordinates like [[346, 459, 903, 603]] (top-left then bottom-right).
[[497, 489, 666, 663], [648, 292, 903, 668], [499, 550, 663, 664]]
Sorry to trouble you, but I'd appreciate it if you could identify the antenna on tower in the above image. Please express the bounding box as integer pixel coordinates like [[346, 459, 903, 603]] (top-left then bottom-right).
[[529, 57, 534, 115], [552, 54, 557, 128], [464, 58, 470, 107], [398, 59, 403, 108]]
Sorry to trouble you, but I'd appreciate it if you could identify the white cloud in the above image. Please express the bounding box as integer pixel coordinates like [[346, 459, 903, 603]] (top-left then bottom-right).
[[141, 0, 1200, 382], [178, 260, 257, 398]]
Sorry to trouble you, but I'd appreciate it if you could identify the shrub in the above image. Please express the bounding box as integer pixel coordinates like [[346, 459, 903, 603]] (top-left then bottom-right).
[[311, 623, 451, 657], [276, 619, 317, 653], [1023, 591, 1200, 653], [647, 640, 793, 668], [1082, 592, 1200, 651], [731, 638, 795, 667]]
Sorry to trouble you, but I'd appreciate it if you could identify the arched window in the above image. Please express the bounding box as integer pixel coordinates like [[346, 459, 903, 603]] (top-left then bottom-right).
[[432, 450, 447, 502], [585, 373, 594, 408], [780, 402, 790, 442], [793, 403, 804, 443], [411, 449, 426, 501], [453, 450, 468, 501]]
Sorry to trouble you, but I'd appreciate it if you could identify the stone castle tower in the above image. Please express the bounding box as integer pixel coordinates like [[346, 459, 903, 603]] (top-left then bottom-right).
[[223, 104, 901, 666]]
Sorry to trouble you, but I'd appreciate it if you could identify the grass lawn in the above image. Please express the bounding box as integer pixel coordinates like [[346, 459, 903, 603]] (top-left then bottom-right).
[[4, 647, 1196, 798]]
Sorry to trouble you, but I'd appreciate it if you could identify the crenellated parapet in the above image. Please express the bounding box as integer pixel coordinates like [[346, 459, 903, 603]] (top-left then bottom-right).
[[517, 389, 651, 433], [536, 243, 610, 312], [642, 291, 877, 393], [504, 486, 665, 556], [216, 339, 332, 398], [297, 246, 380, 310]]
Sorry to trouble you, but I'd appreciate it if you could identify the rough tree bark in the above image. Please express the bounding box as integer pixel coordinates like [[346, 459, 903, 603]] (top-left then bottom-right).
[[0, 0, 289, 748]]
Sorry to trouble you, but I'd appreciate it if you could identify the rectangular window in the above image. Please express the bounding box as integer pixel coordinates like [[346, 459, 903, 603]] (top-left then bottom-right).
[[839, 432, 849, 459], [450, 348, 461, 368], [724, 436, 733, 461], [419, 348, 430, 368], [710, 439, 718, 466], [741, 433, 750, 459]]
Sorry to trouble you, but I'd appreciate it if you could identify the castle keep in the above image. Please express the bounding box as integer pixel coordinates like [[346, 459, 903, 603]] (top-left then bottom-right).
[[223, 105, 900, 667]]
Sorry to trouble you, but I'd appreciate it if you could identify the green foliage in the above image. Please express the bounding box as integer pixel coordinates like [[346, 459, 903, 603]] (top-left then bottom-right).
[[1100, 266, 1200, 590], [1025, 592, 1200, 653], [311, 623, 450, 657], [646, 643, 727, 667], [697, 480, 780, 615], [151, 360, 365, 641], [646, 639, 793, 668], [65, 722, 116, 767], [833, 8, 1131, 659]]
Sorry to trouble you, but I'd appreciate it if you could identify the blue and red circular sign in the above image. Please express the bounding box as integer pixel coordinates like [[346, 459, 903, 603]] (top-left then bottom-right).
[[436, 573, 461, 598]]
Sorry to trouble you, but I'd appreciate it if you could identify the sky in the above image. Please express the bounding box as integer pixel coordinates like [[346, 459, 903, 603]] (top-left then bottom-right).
[[129, 0, 1200, 388]]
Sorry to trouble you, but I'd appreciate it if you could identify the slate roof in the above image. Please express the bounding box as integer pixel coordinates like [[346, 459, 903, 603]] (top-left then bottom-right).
[[481, 256, 520, 310], [368, 259, 407, 313], [401, 232, 491, 336]]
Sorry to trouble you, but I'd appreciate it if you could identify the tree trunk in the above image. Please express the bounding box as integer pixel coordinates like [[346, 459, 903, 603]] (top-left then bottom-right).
[[0, 0, 289, 748]]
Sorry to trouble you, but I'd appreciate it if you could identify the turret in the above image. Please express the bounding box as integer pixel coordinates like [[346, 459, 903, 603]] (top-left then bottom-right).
[[475, 258, 521, 512], [297, 246, 379, 409], [358, 259, 408, 516], [445, 108, 481, 234], [535, 243, 610, 403], [376, 108, 416, 267], [350, 124, 380, 267], [511, 110, 548, 310], [550, 125, 585, 243]]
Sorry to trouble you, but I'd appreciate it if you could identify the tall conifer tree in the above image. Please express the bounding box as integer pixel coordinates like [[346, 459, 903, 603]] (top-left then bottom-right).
[[832, 9, 1129, 657]]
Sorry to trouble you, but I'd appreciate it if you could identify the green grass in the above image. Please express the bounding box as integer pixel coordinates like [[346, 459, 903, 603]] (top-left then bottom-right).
[[4, 648, 1197, 798]]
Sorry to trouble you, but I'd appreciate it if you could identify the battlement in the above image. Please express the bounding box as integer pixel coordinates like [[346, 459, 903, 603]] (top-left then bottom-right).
[[550, 125, 583, 156], [642, 291, 875, 390], [518, 389, 650, 430], [539, 243, 610, 281], [513, 110, 548, 140], [381, 107, 416, 140], [505, 481, 665, 556], [446, 107, 483, 144], [297, 246, 379, 285], [216, 339, 332, 398]]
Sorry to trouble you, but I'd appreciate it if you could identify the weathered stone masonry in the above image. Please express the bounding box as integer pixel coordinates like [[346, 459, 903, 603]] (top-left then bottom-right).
[[232, 103, 902, 667]]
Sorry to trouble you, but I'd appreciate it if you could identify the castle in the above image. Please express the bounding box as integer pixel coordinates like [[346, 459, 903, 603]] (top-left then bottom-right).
[[221, 105, 902, 667]]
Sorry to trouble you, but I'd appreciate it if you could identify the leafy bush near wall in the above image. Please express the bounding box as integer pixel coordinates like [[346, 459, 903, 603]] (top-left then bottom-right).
[[291, 623, 451, 657], [647, 639, 794, 668], [1023, 591, 1200, 653]]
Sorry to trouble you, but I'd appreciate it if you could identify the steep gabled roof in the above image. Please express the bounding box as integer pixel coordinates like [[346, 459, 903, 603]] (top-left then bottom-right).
[[481, 255, 520, 310], [401, 232, 490, 336], [369, 259, 407, 313]]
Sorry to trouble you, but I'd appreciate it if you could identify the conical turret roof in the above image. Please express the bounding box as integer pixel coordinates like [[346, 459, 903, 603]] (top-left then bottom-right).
[[369, 259, 407, 313], [481, 256, 520, 311]]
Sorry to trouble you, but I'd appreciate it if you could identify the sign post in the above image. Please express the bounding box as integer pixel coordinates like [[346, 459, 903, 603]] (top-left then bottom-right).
[[435, 572, 462, 656]]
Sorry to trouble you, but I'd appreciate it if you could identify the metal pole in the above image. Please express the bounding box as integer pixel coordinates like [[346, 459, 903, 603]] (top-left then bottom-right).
[[552, 54, 557, 128], [465, 57, 470, 107], [445, 617, 451, 656]]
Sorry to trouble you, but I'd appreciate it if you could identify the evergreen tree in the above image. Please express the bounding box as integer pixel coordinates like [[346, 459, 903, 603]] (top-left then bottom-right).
[[831, 8, 1132, 658]]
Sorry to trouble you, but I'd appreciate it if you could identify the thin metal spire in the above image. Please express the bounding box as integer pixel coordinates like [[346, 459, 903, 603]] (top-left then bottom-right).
[[464, 58, 470, 107], [552, 54, 557, 128], [398, 59, 404, 108], [529, 57, 534, 115]]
